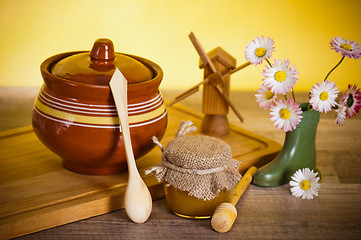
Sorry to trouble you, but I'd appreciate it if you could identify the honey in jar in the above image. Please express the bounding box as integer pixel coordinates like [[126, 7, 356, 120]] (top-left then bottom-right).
[[164, 185, 231, 219], [148, 121, 241, 219]]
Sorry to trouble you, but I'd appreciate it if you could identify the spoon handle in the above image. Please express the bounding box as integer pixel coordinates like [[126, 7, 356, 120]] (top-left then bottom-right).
[[109, 68, 137, 172]]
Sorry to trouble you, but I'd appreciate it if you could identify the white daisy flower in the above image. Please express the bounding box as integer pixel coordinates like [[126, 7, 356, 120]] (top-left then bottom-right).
[[290, 168, 321, 200], [335, 102, 347, 126], [330, 36, 361, 59], [262, 59, 299, 95], [341, 84, 361, 118], [270, 99, 303, 132], [255, 84, 277, 109], [309, 80, 340, 113], [245, 36, 275, 65]]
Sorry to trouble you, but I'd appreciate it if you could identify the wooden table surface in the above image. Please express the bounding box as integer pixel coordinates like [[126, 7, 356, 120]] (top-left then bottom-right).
[[1, 87, 361, 240]]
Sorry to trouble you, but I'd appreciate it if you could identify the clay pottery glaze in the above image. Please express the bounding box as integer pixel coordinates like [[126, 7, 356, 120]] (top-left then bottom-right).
[[32, 38, 167, 175]]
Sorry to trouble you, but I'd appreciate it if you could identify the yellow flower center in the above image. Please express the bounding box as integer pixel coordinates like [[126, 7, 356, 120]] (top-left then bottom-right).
[[319, 91, 329, 101], [300, 180, 311, 190], [275, 71, 287, 82], [341, 43, 352, 51], [255, 47, 266, 57], [280, 109, 291, 120], [265, 90, 274, 100]]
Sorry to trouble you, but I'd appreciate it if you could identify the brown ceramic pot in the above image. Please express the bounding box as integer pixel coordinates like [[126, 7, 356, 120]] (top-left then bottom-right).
[[32, 39, 167, 175]]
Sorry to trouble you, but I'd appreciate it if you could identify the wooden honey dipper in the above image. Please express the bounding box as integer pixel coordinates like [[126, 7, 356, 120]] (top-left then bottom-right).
[[211, 166, 257, 233]]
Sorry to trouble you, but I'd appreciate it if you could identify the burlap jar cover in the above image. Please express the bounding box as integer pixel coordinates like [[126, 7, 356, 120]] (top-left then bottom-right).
[[147, 121, 242, 201]]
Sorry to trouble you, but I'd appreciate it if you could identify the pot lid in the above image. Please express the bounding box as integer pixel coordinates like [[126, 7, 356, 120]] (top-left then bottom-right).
[[51, 38, 154, 85]]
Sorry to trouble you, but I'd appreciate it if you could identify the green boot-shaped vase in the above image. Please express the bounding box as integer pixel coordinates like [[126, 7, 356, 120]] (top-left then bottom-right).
[[253, 103, 320, 187]]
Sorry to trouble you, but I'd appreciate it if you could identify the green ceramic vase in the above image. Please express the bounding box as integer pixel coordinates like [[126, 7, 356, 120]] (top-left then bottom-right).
[[253, 103, 320, 187]]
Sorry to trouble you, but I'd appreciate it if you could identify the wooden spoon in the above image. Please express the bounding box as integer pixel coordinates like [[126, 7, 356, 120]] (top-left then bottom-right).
[[109, 68, 152, 223]]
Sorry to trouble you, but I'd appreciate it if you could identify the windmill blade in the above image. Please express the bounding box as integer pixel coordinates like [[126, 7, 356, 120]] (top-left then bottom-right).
[[168, 78, 209, 106], [199, 61, 251, 85], [189, 32, 218, 73], [189, 32, 244, 122], [214, 84, 244, 123], [229, 61, 251, 75], [168, 32, 216, 106], [168, 86, 199, 106]]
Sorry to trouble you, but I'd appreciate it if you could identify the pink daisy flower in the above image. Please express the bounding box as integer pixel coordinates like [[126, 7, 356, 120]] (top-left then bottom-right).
[[245, 36, 275, 65], [335, 102, 347, 126], [330, 36, 361, 59], [255, 84, 277, 109], [262, 59, 299, 95], [270, 99, 303, 132], [341, 84, 361, 118], [309, 80, 339, 113]]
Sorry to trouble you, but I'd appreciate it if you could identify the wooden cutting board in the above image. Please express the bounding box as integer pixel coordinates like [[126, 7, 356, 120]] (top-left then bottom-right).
[[0, 104, 281, 239]]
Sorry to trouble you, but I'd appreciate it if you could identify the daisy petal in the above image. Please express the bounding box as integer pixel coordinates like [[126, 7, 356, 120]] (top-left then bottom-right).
[[270, 99, 302, 132], [330, 36, 361, 59], [309, 80, 340, 113], [341, 84, 361, 118], [289, 168, 321, 200], [335, 102, 347, 126], [255, 84, 277, 109], [245, 36, 275, 65], [262, 59, 299, 95]]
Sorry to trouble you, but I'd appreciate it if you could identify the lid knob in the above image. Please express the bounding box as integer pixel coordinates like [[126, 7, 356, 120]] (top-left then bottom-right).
[[89, 38, 115, 71]]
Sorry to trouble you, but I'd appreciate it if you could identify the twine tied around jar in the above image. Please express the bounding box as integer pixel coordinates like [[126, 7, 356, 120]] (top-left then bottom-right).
[[146, 121, 242, 201]]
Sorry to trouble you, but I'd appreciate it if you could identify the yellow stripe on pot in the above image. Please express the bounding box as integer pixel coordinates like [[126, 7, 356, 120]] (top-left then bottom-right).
[[35, 99, 166, 125]]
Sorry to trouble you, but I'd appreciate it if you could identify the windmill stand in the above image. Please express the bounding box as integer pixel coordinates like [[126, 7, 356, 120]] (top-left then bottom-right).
[[200, 47, 236, 136]]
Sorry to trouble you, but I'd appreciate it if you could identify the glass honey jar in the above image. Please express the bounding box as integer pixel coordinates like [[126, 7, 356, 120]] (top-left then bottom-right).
[[148, 121, 241, 219], [164, 185, 232, 219]]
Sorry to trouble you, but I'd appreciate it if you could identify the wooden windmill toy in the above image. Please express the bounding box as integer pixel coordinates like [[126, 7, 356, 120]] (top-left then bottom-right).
[[169, 32, 251, 136]]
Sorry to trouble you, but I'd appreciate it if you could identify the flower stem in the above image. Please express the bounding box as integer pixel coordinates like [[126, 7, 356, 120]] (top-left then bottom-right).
[[266, 58, 272, 67], [324, 56, 345, 81], [292, 90, 296, 102], [307, 92, 312, 111], [284, 94, 288, 101]]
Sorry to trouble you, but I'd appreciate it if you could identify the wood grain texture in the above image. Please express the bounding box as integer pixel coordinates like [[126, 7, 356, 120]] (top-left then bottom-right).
[[0, 88, 280, 239], [1, 87, 361, 240]]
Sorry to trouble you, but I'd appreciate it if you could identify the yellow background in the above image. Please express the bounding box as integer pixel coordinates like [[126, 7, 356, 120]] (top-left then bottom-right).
[[1, 0, 360, 92]]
